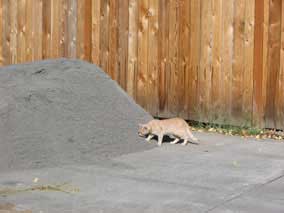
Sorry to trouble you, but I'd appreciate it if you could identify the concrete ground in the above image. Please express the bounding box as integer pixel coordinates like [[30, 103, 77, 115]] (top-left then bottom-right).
[[1, 132, 283, 213]]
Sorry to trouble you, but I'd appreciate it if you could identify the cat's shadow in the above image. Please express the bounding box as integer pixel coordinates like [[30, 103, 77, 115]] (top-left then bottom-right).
[[150, 135, 199, 145]]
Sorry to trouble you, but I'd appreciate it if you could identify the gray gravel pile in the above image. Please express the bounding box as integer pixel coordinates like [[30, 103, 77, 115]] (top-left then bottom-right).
[[0, 59, 153, 171]]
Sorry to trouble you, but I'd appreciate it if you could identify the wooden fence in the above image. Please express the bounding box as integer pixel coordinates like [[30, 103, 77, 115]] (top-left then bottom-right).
[[0, 0, 283, 129]]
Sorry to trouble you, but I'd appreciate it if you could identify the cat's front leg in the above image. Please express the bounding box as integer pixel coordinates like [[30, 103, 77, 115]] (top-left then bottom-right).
[[157, 134, 164, 146], [145, 134, 154, 142]]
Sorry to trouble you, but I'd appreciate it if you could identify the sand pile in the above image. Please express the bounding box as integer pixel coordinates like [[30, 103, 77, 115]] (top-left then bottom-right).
[[0, 59, 153, 171]]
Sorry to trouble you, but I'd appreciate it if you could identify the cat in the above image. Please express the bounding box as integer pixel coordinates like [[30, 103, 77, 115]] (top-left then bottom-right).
[[138, 117, 199, 146]]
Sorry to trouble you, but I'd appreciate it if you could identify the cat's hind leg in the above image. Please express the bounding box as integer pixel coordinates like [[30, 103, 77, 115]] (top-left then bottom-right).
[[170, 138, 180, 144], [187, 130, 199, 143], [181, 139, 188, 146]]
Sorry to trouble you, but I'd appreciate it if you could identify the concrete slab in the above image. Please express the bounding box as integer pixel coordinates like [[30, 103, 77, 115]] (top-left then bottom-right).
[[1, 133, 283, 212]]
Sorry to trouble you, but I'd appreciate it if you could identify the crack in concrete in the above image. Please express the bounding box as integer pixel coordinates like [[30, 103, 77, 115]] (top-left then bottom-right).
[[205, 172, 284, 212]]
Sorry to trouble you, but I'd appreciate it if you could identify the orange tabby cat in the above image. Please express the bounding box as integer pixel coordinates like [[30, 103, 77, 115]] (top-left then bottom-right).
[[138, 117, 198, 146]]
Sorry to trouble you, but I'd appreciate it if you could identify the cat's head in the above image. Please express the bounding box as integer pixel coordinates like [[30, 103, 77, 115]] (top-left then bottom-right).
[[138, 124, 151, 137]]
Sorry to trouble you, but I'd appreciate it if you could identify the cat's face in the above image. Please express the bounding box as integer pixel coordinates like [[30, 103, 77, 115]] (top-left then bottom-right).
[[138, 124, 150, 137]]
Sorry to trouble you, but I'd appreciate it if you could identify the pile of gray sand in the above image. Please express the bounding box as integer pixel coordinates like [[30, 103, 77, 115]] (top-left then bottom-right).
[[0, 59, 154, 171]]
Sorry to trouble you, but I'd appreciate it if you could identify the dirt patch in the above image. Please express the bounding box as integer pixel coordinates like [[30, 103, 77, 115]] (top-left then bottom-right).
[[0, 203, 31, 213], [0, 59, 154, 172]]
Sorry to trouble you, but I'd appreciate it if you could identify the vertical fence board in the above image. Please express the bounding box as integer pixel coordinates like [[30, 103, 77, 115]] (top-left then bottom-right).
[[84, 0, 92, 61], [211, 0, 223, 122], [157, 0, 169, 116], [232, 0, 246, 124], [178, 0, 190, 118], [222, 0, 234, 124], [127, 0, 138, 98], [0, 0, 3, 65], [33, 0, 43, 60], [147, 0, 159, 116], [17, 0, 26, 63], [168, 0, 179, 115], [137, 0, 149, 109], [51, 0, 60, 57], [253, 0, 265, 127], [253, 0, 269, 128], [188, 0, 201, 120], [262, 0, 269, 127], [42, 0, 51, 59], [276, 0, 284, 129], [67, 0, 77, 58], [108, 0, 118, 80], [58, 0, 67, 57], [265, 0, 281, 128], [77, 0, 84, 59], [91, 0, 100, 64], [25, 0, 33, 61], [99, 0, 109, 73], [242, 0, 255, 125], [199, 0, 213, 122], [2, 0, 10, 65], [9, 0, 17, 64], [77, 0, 92, 61], [118, 0, 129, 90]]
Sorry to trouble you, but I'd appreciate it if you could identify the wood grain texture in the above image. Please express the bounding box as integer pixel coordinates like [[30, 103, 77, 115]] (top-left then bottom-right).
[[51, 0, 60, 57], [0, 0, 3, 65], [168, 0, 180, 116], [188, 0, 201, 120], [33, 0, 43, 60], [211, 0, 223, 122], [147, 0, 159, 116], [0, 0, 283, 129], [108, 0, 118, 80], [253, 0, 264, 127], [42, 0, 51, 59], [265, 0, 281, 128], [99, 0, 109, 74], [276, 0, 284, 128], [232, 0, 246, 124], [242, 0, 255, 126], [66, 0, 77, 58], [261, 0, 269, 127], [91, 0, 100, 64], [118, 0, 129, 90], [222, 0, 234, 124], [178, 0, 190, 118], [137, 0, 149, 110], [199, 0, 213, 122], [157, 0, 169, 117], [9, 0, 17, 63], [127, 0, 138, 98], [77, 0, 92, 61]]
